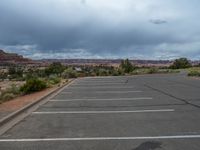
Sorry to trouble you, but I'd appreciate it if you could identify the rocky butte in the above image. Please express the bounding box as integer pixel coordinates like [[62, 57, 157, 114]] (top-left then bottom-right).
[[0, 49, 31, 64]]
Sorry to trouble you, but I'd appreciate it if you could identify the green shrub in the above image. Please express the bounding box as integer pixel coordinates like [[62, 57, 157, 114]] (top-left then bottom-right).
[[170, 58, 192, 69], [62, 68, 77, 78], [188, 70, 200, 77], [97, 69, 109, 76], [0, 84, 21, 103], [0, 93, 15, 102], [45, 62, 65, 77], [20, 78, 47, 94], [147, 68, 158, 74], [111, 70, 120, 76], [8, 84, 21, 95], [49, 76, 61, 85], [120, 59, 135, 73]]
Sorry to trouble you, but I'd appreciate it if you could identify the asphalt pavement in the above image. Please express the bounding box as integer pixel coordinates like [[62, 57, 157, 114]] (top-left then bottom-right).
[[1, 74, 200, 150]]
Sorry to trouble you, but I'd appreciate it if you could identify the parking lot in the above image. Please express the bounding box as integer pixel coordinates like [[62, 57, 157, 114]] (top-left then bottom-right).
[[1, 74, 200, 150]]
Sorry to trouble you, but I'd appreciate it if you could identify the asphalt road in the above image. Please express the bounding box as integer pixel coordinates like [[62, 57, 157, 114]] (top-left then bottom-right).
[[1, 74, 200, 150]]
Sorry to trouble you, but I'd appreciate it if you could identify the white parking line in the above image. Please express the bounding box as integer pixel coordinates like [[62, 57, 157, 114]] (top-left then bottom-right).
[[1, 134, 200, 142], [61, 91, 142, 94], [49, 97, 153, 102], [72, 83, 128, 85], [87, 91, 142, 93], [32, 109, 174, 114], [67, 86, 135, 89]]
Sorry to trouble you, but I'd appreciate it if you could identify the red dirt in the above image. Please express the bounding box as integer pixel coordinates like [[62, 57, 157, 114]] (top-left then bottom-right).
[[0, 86, 57, 112]]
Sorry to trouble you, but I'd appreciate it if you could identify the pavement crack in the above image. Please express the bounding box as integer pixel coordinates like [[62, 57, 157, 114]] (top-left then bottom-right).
[[144, 84, 200, 109]]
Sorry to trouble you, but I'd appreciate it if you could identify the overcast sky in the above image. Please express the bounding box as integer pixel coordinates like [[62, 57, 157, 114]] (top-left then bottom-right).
[[0, 0, 200, 60]]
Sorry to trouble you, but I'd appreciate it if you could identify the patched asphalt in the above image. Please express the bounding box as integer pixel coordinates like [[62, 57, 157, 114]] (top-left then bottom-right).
[[1, 74, 200, 150]]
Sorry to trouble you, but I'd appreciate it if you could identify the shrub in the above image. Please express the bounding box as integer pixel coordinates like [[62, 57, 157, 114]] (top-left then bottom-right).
[[8, 84, 21, 95], [0, 93, 15, 102], [8, 66, 23, 80], [147, 68, 158, 74], [120, 59, 135, 73], [131, 70, 140, 75], [97, 69, 109, 76], [170, 58, 192, 69], [49, 76, 61, 85], [188, 70, 200, 77], [62, 68, 77, 78], [111, 70, 120, 76], [0, 84, 21, 103], [20, 78, 47, 94], [45, 62, 65, 77]]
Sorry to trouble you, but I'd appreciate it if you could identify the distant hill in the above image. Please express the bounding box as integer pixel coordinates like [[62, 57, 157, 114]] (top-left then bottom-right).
[[0, 49, 31, 64], [40, 59, 200, 67], [0, 49, 199, 67], [40, 59, 173, 67]]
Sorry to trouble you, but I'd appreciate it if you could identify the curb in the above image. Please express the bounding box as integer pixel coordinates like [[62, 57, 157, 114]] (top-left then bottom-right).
[[0, 78, 77, 135]]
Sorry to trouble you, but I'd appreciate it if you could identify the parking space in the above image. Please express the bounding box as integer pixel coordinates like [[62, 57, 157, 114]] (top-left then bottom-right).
[[1, 75, 200, 150]]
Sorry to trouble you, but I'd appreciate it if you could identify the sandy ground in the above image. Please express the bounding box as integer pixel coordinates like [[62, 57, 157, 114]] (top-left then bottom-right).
[[0, 81, 25, 91]]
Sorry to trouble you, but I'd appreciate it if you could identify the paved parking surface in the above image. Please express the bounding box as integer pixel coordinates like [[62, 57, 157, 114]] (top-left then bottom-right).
[[1, 74, 200, 150]]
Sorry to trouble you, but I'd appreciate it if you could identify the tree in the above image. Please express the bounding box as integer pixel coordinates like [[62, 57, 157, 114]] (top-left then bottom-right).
[[62, 68, 77, 78], [170, 58, 192, 69], [45, 62, 65, 76], [120, 59, 135, 73]]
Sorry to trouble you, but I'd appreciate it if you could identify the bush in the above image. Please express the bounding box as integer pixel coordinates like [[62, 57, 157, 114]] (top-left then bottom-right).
[[62, 68, 77, 78], [97, 69, 109, 76], [0, 84, 21, 103], [8, 84, 21, 95], [20, 78, 47, 94], [45, 62, 65, 77], [120, 59, 135, 73], [111, 70, 120, 76], [147, 68, 158, 74], [8, 66, 23, 80], [170, 58, 192, 69], [49, 76, 61, 85], [0, 93, 15, 102], [188, 70, 200, 77]]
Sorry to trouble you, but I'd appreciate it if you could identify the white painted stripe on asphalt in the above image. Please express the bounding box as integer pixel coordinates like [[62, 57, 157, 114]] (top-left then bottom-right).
[[67, 86, 135, 89], [32, 109, 174, 114], [89, 91, 142, 93], [60, 92, 72, 94], [73, 83, 128, 85], [49, 97, 153, 102], [61, 91, 142, 94], [1, 134, 200, 142]]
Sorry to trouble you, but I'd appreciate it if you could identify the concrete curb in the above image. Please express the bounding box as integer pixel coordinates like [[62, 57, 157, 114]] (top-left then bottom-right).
[[0, 78, 77, 135]]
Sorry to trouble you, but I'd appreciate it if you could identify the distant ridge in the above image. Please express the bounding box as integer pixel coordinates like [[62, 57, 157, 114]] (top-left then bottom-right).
[[0, 49, 31, 64], [0, 49, 199, 67], [40, 59, 173, 67]]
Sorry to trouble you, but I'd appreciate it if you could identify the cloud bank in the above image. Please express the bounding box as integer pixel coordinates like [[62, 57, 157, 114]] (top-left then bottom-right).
[[0, 0, 200, 60]]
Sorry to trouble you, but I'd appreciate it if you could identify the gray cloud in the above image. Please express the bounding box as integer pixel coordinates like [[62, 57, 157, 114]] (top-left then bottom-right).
[[81, 0, 86, 4], [149, 19, 167, 25], [0, 0, 200, 60]]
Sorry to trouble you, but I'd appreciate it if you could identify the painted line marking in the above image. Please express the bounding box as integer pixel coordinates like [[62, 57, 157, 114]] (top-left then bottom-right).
[[1, 134, 200, 142], [61, 91, 142, 94], [88, 91, 142, 93], [72, 83, 128, 85], [67, 86, 135, 89], [49, 97, 153, 102], [32, 109, 174, 114]]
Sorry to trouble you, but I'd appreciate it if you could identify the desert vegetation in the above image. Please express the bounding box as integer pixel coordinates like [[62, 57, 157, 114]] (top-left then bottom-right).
[[169, 58, 192, 69], [0, 57, 199, 103]]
